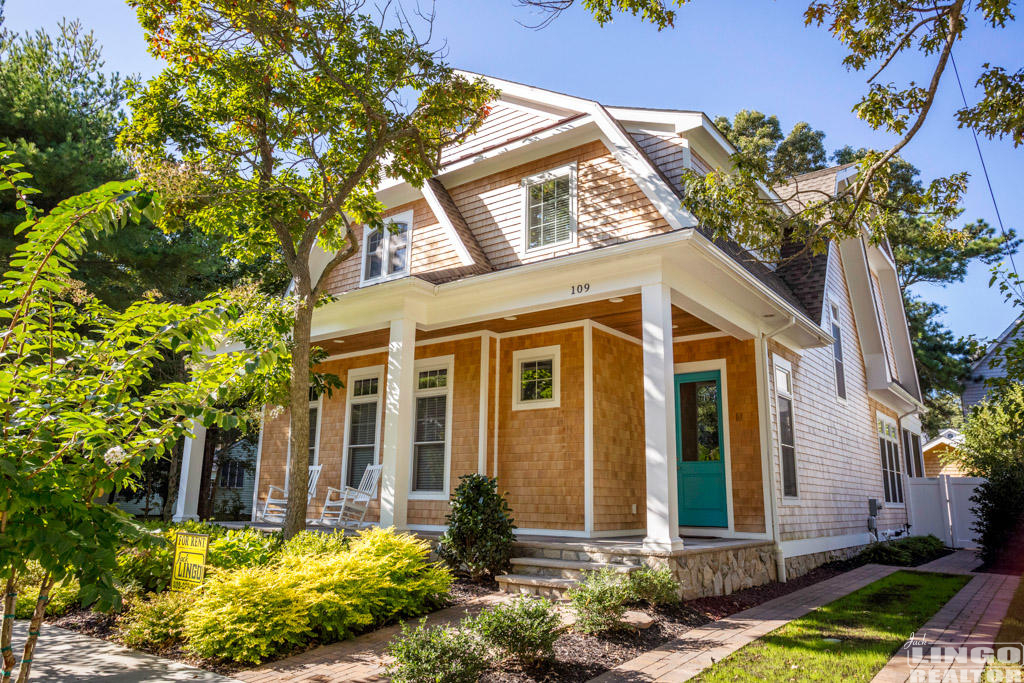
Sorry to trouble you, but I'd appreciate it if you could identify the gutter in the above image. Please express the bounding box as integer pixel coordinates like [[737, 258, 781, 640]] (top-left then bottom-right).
[[760, 315, 795, 583]]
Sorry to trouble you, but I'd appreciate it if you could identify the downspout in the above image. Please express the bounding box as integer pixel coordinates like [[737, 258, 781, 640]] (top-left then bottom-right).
[[760, 315, 795, 583]]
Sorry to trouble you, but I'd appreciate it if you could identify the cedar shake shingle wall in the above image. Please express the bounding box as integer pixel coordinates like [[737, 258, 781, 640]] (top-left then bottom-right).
[[593, 330, 645, 532], [632, 132, 687, 188], [322, 141, 673, 297], [255, 351, 389, 522], [767, 248, 908, 542], [450, 141, 672, 271], [922, 443, 968, 477], [497, 329, 586, 531], [440, 102, 561, 166], [673, 337, 766, 534], [407, 338, 483, 526]]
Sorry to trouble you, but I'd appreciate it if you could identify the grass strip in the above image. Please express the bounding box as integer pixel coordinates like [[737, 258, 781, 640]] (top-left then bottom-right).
[[693, 570, 970, 683], [985, 577, 1024, 682]]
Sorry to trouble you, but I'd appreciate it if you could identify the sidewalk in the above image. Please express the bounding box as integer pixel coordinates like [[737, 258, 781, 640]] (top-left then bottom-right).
[[13, 620, 231, 682], [233, 593, 509, 683], [590, 563, 899, 682]]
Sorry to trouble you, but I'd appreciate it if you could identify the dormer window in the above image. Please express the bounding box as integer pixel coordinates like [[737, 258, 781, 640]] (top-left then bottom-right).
[[361, 210, 412, 284], [521, 164, 576, 252]]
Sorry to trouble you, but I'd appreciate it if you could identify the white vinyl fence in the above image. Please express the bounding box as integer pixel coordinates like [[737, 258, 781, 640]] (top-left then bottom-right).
[[906, 475, 985, 548]]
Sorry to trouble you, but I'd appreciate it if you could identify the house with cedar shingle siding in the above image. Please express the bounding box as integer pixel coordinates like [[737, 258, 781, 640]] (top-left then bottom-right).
[[173, 75, 928, 597]]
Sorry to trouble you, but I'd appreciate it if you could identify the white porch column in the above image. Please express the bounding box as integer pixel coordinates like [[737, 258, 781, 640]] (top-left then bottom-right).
[[641, 283, 684, 551], [172, 424, 207, 522], [380, 317, 417, 529]]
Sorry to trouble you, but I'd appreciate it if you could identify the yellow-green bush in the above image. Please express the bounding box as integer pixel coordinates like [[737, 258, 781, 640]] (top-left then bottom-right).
[[119, 591, 191, 651], [279, 529, 349, 557], [184, 528, 452, 664], [14, 577, 80, 618]]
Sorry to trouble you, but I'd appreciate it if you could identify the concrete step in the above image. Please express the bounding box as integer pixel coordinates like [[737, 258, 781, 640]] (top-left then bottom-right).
[[495, 573, 578, 600], [510, 556, 639, 580]]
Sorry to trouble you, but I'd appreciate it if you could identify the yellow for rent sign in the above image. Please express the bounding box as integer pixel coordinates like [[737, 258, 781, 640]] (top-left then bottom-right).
[[171, 532, 210, 591]]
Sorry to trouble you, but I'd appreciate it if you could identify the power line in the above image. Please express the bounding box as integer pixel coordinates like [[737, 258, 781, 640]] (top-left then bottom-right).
[[949, 50, 1022, 286]]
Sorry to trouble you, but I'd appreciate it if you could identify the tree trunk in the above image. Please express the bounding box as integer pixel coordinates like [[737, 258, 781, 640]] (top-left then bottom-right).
[[14, 575, 52, 683], [1, 573, 16, 683], [282, 292, 314, 539], [161, 354, 188, 521]]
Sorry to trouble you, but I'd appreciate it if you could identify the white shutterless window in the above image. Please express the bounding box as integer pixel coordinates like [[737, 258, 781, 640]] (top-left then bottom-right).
[[878, 415, 904, 504], [901, 427, 924, 478], [342, 366, 384, 489], [829, 300, 847, 400], [773, 355, 798, 499], [409, 356, 454, 499], [361, 210, 412, 284], [521, 164, 576, 253]]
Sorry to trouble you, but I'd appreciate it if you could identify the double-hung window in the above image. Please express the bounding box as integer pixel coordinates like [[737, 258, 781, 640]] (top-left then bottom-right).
[[344, 368, 383, 489], [829, 301, 847, 400], [410, 357, 453, 497], [773, 356, 798, 498], [512, 346, 560, 411], [218, 459, 245, 489], [307, 389, 322, 466], [362, 210, 412, 284], [878, 416, 903, 504], [521, 164, 576, 252], [901, 428, 924, 478]]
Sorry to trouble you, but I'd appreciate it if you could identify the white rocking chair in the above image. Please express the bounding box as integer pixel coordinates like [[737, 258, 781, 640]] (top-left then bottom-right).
[[318, 464, 383, 529], [258, 464, 322, 524]]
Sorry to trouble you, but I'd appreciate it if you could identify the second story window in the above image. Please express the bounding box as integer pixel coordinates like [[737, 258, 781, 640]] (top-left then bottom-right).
[[829, 301, 846, 400], [362, 210, 412, 284], [522, 164, 576, 252]]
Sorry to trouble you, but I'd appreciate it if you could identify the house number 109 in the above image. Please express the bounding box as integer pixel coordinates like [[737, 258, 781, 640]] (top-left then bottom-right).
[[570, 283, 590, 295]]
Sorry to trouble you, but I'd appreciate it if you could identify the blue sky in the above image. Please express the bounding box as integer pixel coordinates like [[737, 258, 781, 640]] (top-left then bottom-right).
[[5, 0, 1021, 342]]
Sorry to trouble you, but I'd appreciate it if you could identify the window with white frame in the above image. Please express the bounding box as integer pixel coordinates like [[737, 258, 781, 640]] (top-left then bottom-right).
[[307, 404, 320, 466], [411, 358, 452, 495], [522, 164, 576, 251], [361, 211, 412, 283], [829, 301, 847, 400], [901, 427, 924, 478], [878, 416, 903, 504], [773, 356, 798, 498], [345, 370, 382, 488], [512, 345, 560, 411], [218, 459, 245, 489]]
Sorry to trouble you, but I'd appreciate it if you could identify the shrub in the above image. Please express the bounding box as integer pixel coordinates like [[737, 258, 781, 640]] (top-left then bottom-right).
[[857, 535, 949, 567], [280, 529, 349, 557], [14, 573, 81, 619], [119, 591, 190, 651], [116, 539, 174, 594], [626, 566, 679, 606], [972, 471, 1024, 567], [386, 619, 488, 683], [469, 596, 561, 664], [567, 569, 629, 633], [184, 528, 452, 663], [438, 474, 516, 580], [208, 527, 282, 569]]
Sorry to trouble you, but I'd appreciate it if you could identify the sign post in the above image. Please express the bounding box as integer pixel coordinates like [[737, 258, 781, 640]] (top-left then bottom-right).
[[171, 532, 210, 591]]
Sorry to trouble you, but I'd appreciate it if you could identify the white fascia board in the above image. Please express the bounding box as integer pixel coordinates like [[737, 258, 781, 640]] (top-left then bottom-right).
[[838, 237, 891, 389], [868, 384, 922, 415], [419, 181, 474, 267]]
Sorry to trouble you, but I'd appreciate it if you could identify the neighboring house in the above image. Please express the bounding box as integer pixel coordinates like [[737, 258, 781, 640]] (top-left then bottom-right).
[[921, 428, 969, 477], [120, 435, 257, 520], [962, 317, 1023, 412], [173, 74, 927, 595]]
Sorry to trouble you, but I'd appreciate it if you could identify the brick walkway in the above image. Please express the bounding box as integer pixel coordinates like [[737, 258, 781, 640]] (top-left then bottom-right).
[[872, 571, 1020, 683], [590, 563, 899, 683], [914, 548, 983, 575], [232, 593, 508, 683]]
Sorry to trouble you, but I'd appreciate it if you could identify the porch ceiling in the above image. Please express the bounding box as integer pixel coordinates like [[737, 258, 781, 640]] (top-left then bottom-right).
[[315, 295, 722, 355]]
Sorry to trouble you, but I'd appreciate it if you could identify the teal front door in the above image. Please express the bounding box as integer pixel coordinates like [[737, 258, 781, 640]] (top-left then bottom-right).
[[675, 370, 728, 528]]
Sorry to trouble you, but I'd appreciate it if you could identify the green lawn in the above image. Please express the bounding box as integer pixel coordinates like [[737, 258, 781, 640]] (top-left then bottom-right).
[[693, 571, 970, 683]]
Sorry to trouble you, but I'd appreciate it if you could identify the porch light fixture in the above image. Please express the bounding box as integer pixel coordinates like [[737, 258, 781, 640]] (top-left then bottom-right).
[[608, 297, 624, 303]]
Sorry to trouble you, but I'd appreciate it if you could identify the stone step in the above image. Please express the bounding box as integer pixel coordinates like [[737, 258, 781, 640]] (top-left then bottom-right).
[[510, 556, 639, 580], [495, 573, 578, 600]]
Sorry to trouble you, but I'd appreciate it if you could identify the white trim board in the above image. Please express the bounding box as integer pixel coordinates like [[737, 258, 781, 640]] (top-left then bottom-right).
[[780, 532, 875, 559]]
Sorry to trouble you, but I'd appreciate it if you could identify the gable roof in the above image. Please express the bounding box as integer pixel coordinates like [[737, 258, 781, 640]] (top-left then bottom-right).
[[971, 316, 1023, 373]]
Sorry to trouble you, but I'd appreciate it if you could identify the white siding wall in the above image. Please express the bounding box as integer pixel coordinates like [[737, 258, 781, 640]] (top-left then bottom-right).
[[768, 247, 909, 543]]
